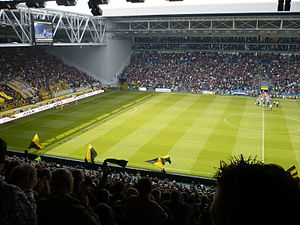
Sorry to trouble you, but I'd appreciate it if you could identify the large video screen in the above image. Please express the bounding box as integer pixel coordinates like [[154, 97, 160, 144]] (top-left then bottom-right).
[[33, 20, 53, 45]]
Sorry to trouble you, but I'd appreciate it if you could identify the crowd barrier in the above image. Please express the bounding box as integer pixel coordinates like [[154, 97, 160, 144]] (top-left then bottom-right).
[[7, 150, 214, 186]]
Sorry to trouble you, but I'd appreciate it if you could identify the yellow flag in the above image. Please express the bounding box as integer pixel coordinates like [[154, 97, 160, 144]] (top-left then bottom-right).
[[146, 155, 171, 169], [85, 144, 97, 163], [28, 134, 45, 149]]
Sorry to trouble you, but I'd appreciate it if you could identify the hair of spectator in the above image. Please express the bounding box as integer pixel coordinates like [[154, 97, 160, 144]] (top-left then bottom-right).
[[0, 138, 7, 164], [50, 168, 74, 195], [136, 177, 152, 194], [9, 163, 38, 191], [211, 155, 300, 225]]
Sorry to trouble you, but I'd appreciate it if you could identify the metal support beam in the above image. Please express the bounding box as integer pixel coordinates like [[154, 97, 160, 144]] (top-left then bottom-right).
[[110, 14, 300, 37], [0, 5, 105, 46]]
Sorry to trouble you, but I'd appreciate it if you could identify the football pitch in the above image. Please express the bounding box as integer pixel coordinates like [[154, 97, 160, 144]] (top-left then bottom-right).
[[1, 90, 300, 178]]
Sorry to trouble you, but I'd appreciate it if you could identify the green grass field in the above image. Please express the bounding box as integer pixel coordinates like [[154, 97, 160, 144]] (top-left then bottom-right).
[[1, 90, 300, 177]]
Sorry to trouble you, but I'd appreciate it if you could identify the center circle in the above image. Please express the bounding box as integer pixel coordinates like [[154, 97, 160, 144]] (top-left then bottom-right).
[[224, 113, 300, 134]]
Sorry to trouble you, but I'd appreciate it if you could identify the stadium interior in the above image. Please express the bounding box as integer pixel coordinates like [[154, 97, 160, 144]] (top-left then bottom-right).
[[0, 1, 300, 225]]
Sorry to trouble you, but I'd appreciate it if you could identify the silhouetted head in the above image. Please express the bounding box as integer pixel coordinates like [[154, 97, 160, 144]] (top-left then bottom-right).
[[210, 155, 300, 225], [126, 187, 138, 199], [50, 168, 74, 195], [96, 188, 110, 203], [170, 190, 181, 201], [10, 163, 37, 190], [0, 138, 7, 166], [137, 177, 152, 195]]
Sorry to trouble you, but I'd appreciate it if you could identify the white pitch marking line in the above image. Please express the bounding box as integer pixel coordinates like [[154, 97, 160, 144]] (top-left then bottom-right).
[[262, 108, 265, 163]]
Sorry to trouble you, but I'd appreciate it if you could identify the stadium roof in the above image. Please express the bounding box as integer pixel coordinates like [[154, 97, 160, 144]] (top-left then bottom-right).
[[45, 0, 300, 17], [1, 1, 300, 46]]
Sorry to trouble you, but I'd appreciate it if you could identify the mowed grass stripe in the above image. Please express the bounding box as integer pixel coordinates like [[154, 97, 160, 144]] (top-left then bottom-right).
[[43, 92, 156, 147], [99, 94, 193, 161], [264, 103, 295, 167], [1, 90, 150, 150], [126, 94, 210, 170], [0, 107, 68, 150], [44, 92, 165, 157], [46, 93, 178, 159], [270, 101, 300, 168], [231, 98, 262, 159], [283, 101, 300, 169], [151, 95, 217, 174], [190, 97, 246, 176], [46, 90, 151, 124]]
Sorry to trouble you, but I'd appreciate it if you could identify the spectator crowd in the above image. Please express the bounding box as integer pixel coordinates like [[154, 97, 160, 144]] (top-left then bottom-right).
[[122, 51, 300, 96], [0, 48, 96, 109], [133, 36, 300, 52], [1, 138, 214, 225], [1, 47, 300, 112], [1, 137, 299, 225]]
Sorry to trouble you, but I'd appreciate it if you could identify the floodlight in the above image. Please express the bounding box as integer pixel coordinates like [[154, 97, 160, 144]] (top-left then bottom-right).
[[284, 0, 291, 11], [91, 5, 102, 16], [126, 0, 145, 3], [99, 0, 109, 4], [0, 1, 18, 9], [88, 0, 103, 15], [26, 0, 46, 8], [56, 0, 77, 6], [277, 0, 284, 11]]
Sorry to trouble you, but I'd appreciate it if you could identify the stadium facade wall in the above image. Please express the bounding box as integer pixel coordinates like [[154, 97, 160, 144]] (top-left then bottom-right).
[[46, 36, 132, 85]]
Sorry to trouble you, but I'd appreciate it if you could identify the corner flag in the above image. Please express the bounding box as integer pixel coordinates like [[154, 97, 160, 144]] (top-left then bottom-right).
[[145, 155, 171, 169], [28, 134, 45, 149], [85, 144, 97, 163]]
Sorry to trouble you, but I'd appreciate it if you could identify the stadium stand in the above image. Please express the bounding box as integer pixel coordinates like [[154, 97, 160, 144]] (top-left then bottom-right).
[[1, 3, 300, 225], [1, 43, 300, 114], [3, 151, 215, 225], [0, 138, 37, 225], [0, 48, 97, 111], [132, 36, 300, 52], [122, 51, 300, 97], [1, 138, 300, 225]]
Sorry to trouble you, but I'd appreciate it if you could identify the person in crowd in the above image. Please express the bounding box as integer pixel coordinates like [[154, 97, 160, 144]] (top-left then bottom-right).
[[0, 138, 37, 225], [163, 190, 192, 225], [2, 159, 21, 182], [151, 188, 162, 205], [125, 187, 138, 199], [210, 155, 300, 225], [123, 177, 168, 225], [71, 169, 90, 206], [94, 188, 117, 225], [37, 168, 100, 225], [35, 167, 52, 199], [9, 163, 38, 213], [108, 181, 124, 204]]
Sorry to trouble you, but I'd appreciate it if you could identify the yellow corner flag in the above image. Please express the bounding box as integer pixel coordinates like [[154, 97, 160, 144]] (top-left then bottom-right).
[[28, 134, 45, 149], [145, 155, 171, 169], [85, 144, 98, 163]]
